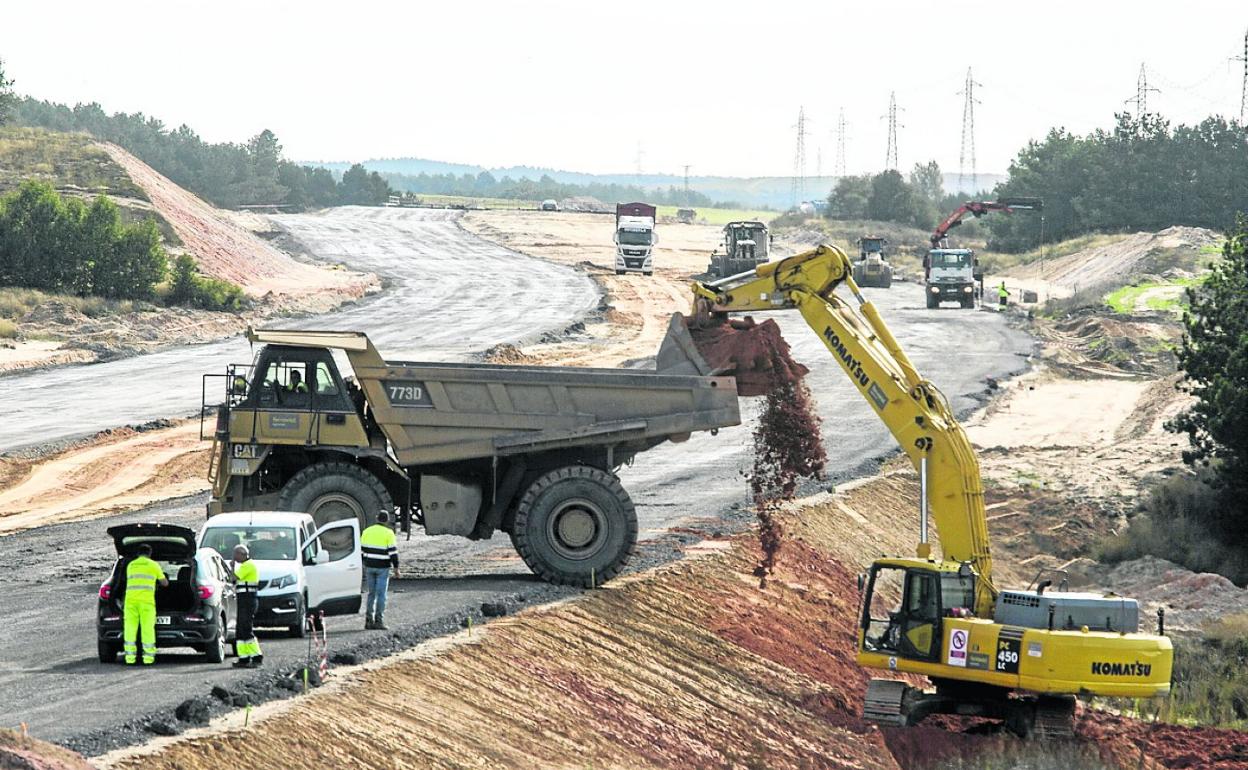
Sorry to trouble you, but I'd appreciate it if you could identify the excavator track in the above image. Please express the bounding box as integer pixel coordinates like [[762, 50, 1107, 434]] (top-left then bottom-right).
[[1031, 696, 1077, 740], [863, 679, 913, 727]]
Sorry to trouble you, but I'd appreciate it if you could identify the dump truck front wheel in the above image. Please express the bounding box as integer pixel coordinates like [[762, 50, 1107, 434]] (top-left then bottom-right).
[[511, 465, 637, 587], [277, 461, 393, 530]]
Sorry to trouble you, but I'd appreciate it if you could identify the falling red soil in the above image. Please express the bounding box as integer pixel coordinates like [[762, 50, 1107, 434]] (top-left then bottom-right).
[[687, 316, 808, 397]]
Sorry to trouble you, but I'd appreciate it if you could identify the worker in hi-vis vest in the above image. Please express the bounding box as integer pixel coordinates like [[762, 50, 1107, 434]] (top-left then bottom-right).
[[232, 544, 263, 668], [361, 511, 399, 630], [997, 281, 1009, 310], [124, 543, 168, 665]]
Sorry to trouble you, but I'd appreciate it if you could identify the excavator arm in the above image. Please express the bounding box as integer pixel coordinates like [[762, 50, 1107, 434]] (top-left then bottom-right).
[[692, 245, 996, 614]]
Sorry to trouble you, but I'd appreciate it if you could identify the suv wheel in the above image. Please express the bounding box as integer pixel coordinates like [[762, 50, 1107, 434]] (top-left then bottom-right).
[[97, 640, 118, 664], [204, 613, 227, 663]]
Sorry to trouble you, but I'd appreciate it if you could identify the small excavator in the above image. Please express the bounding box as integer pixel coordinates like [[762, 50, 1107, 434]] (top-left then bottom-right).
[[684, 244, 1172, 737]]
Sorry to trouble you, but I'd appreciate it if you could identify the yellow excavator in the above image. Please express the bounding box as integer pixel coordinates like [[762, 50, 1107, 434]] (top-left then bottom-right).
[[687, 244, 1172, 737]]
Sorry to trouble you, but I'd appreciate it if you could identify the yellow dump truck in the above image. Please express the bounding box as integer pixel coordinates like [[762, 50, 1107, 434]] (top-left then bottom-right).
[[203, 326, 739, 586]]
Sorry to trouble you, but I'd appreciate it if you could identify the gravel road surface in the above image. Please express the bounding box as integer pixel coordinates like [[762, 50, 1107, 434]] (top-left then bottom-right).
[[0, 209, 1031, 752]]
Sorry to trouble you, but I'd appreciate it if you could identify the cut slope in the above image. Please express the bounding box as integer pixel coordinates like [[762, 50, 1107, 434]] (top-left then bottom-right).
[[101, 143, 377, 307], [1006, 227, 1219, 292]]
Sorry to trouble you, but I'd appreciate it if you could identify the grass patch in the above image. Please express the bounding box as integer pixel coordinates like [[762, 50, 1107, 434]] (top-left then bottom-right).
[[0, 319, 16, 338], [404, 193, 539, 209], [0, 126, 145, 199], [0, 286, 139, 322], [1104, 276, 1202, 314]]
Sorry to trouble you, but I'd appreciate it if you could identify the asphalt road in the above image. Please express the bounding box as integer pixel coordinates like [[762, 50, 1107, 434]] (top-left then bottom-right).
[[0, 208, 599, 453], [0, 212, 1032, 750]]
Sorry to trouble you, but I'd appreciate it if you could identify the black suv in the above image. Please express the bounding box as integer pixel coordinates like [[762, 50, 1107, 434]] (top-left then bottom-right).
[[98, 523, 237, 663]]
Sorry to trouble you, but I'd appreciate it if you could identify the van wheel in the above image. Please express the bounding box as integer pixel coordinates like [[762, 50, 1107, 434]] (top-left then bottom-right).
[[510, 466, 637, 588], [205, 614, 227, 663], [97, 640, 118, 664], [278, 461, 392, 531], [288, 595, 308, 638]]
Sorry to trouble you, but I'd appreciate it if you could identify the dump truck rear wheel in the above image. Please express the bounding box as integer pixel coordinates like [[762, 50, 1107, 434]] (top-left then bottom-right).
[[277, 461, 392, 531], [510, 465, 637, 587]]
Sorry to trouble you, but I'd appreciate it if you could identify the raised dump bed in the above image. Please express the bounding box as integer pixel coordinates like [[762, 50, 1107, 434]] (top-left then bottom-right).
[[206, 322, 739, 586]]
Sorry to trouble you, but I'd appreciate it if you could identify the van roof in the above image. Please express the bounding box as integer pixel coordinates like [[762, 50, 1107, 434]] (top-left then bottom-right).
[[201, 511, 314, 527]]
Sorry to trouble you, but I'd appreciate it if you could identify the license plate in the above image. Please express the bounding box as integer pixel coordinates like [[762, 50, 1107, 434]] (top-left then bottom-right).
[[155, 616, 171, 625]]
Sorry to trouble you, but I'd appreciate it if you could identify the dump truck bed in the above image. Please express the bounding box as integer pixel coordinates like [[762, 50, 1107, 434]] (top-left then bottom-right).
[[355, 359, 739, 466]]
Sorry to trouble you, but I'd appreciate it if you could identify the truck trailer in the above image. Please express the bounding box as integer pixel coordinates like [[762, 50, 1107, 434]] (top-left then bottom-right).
[[203, 322, 738, 587]]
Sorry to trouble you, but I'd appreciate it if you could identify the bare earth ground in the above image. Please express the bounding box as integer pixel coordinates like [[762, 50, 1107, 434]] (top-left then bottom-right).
[[85, 223, 1248, 769], [0, 144, 379, 375]]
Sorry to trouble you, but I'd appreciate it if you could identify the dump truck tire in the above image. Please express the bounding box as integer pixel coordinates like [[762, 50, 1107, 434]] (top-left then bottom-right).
[[510, 465, 637, 587], [278, 461, 392, 530]]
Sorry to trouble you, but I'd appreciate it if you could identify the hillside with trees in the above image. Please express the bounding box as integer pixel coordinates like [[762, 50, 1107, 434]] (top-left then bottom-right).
[[12, 99, 393, 211], [385, 169, 716, 207]]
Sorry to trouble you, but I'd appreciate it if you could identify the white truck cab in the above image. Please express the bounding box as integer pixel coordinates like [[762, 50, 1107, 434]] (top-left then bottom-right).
[[198, 511, 362, 636], [614, 202, 658, 276]]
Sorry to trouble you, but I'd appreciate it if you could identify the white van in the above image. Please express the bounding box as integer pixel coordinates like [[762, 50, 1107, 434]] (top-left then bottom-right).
[[198, 512, 362, 637]]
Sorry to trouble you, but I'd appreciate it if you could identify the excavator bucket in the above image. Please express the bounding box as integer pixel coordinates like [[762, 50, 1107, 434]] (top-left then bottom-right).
[[656, 312, 807, 397], [997, 196, 1043, 211]]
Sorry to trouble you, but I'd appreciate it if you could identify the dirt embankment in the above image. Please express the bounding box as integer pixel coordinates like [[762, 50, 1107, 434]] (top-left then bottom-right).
[[1, 145, 380, 376]]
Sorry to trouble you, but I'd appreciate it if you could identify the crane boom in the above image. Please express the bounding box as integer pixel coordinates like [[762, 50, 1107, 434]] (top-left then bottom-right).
[[930, 197, 1043, 248], [692, 244, 996, 613]]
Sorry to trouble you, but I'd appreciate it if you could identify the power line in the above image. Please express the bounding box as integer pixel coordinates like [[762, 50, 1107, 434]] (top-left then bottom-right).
[[958, 68, 982, 194], [834, 108, 848, 177], [1124, 63, 1160, 115], [883, 92, 903, 172], [791, 106, 810, 207]]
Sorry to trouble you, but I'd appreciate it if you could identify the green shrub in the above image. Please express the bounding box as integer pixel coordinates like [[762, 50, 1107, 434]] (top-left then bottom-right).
[[166, 253, 245, 312], [0, 318, 16, 338]]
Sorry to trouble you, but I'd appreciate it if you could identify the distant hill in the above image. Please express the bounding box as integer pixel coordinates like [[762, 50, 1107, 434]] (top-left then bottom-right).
[[304, 156, 1007, 209]]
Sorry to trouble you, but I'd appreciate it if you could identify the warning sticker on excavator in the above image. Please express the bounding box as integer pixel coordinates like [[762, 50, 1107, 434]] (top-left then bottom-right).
[[947, 628, 968, 667], [867, 383, 888, 411]]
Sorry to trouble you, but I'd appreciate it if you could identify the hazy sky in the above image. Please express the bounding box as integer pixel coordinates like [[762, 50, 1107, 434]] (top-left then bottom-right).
[[3, 1, 1246, 178]]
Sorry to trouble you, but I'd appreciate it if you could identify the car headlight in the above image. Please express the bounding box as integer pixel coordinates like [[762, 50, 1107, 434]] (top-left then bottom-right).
[[929, 286, 941, 293], [271, 574, 297, 590], [963, 286, 973, 292]]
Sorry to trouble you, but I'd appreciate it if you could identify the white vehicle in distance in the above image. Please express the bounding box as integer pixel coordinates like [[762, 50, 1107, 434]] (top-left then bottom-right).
[[540, 199, 559, 211], [198, 511, 362, 637]]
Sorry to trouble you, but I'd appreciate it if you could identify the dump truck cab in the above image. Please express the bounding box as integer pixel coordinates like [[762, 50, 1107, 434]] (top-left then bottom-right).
[[204, 325, 739, 588]]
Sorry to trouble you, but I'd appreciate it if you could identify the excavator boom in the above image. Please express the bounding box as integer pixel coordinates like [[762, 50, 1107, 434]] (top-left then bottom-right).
[[693, 245, 996, 613]]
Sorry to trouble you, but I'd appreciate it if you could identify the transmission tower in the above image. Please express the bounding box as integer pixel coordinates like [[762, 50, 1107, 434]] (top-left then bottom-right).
[[791, 106, 810, 207], [1232, 27, 1248, 124], [634, 142, 645, 175], [834, 108, 848, 177], [883, 92, 902, 171], [958, 68, 982, 194], [682, 164, 691, 205], [1124, 63, 1160, 115]]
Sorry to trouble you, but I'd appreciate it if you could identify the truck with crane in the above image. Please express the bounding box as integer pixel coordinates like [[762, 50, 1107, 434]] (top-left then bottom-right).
[[202, 327, 739, 588], [923, 198, 1042, 309], [614, 202, 658, 276], [684, 244, 1171, 737]]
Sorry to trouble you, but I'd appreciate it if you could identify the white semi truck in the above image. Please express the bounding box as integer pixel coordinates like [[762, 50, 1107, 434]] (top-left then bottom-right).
[[614, 202, 657, 276]]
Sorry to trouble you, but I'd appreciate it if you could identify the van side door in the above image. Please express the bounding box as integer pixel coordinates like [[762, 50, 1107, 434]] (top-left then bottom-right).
[[303, 519, 362, 616]]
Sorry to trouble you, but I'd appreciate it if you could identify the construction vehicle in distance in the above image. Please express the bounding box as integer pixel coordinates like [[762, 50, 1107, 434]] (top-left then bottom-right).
[[685, 244, 1172, 737], [923, 198, 1042, 310], [202, 327, 739, 588], [706, 220, 770, 278], [614, 202, 658, 276], [675, 208, 696, 224], [852, 236, 893, 288]]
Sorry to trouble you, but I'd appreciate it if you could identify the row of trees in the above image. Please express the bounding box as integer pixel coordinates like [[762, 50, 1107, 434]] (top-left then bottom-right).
[[988, 113, 1248, 251], [0, 181, 166, 299], [386, 170, 716, 207], [12, 99, 393, 210], [825, 162, 961, 231]]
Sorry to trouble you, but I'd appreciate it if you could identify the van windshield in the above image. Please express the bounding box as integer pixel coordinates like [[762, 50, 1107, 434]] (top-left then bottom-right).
[[201, 526, 298, 561]]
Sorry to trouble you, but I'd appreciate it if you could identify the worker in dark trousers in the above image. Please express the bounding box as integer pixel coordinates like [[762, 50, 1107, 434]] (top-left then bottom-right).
[[232, 544, 263, 667], [997, 281, 1009, 311], [361, 512, 399, 630]]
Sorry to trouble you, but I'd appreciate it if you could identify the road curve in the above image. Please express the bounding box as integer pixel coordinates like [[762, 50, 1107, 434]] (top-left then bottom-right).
[[0, 208, 599, 453]]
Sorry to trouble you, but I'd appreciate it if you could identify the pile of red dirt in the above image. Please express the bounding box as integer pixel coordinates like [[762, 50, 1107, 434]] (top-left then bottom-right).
[[687, 316, 808, 397], [1077, 710, 1248, 769], [0, 729, 94, 770]]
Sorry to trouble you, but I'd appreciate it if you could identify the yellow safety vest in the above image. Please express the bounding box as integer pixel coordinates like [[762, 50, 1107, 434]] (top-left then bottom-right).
[[125, 556, 166, 605], [235, 559, 260, 594], [361, 524, 398, 569]]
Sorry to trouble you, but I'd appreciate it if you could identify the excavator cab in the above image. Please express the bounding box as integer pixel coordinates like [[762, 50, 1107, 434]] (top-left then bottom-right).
[[860, 559, 977, 664]]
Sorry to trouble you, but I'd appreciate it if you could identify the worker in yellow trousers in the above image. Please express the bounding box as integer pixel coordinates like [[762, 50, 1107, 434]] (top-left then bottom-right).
[[124, 543, 168, 665], [232, 544, 264, 668]]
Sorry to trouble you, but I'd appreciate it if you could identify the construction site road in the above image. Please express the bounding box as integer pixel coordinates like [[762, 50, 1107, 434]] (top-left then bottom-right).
[[0, 207, 599, 453], [0, 279, 1031, 753]]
